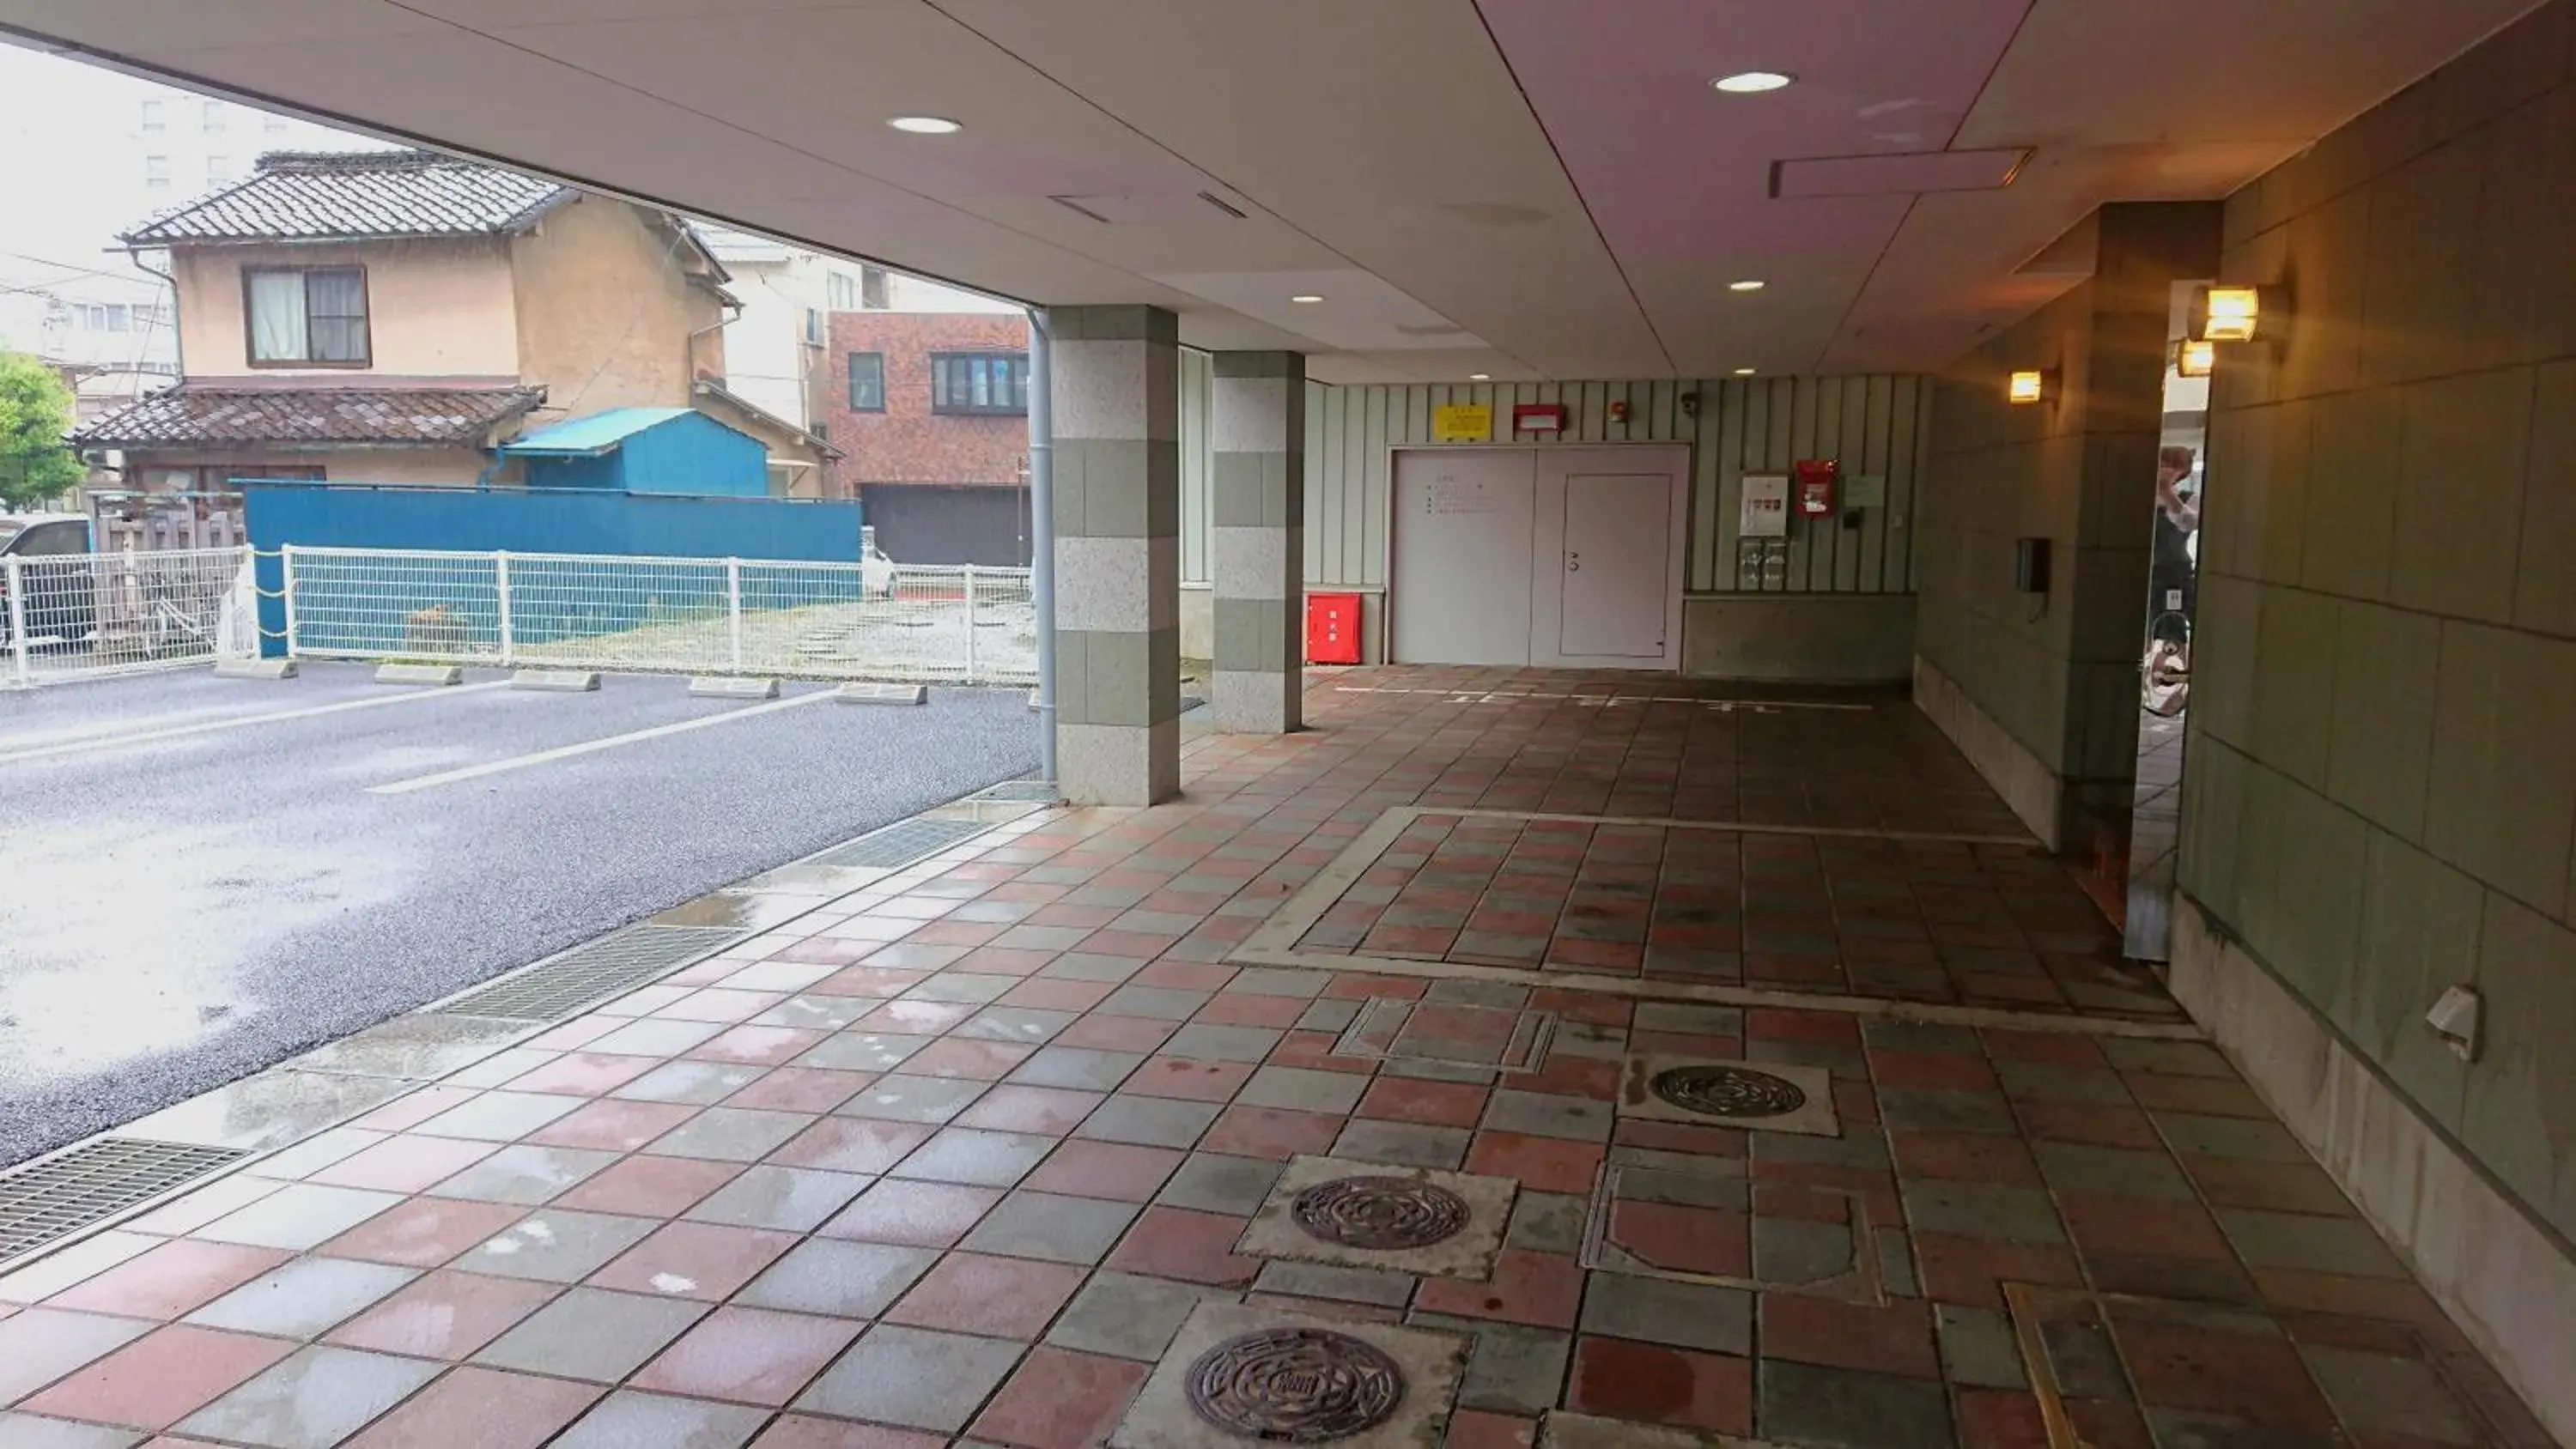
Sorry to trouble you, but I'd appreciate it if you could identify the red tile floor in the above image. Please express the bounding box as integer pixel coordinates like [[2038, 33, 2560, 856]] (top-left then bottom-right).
[[0, 668, 2553, 1449]]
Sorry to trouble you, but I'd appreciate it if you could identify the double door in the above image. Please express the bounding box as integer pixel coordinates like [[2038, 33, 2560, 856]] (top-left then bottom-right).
[[1389, 446, 1687, 670]]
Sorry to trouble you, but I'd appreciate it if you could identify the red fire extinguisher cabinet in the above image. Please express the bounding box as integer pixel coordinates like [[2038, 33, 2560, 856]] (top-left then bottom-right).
[[1306, 592, 1364, 664]]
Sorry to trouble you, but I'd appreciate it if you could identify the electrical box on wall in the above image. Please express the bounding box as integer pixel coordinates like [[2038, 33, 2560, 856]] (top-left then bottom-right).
[[2014, 537, 2052, 594]]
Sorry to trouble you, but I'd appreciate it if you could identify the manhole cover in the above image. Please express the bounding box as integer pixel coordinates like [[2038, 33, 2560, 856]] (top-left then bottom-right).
[[0, 1139, 250, 1266], [1187, 1328, 1406, 1443], [1291, 1176, 1472, 1251], [1650, 1064, 1807, 1119]]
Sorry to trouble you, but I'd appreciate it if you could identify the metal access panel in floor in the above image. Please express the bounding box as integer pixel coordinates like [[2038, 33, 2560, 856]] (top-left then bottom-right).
[[432, 923, 745, 1022], [0, 1138, 251, 1266]]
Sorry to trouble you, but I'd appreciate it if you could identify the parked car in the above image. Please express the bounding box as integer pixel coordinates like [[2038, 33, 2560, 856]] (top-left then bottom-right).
[[862, 542, 898, 600], [0, 512, 99, 645]]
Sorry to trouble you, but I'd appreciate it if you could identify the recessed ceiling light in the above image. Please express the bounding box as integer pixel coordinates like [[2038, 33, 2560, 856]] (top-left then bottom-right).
[[1733, 367, 1758, 375], [1469, 373, 1491, 381], [886, 116, 962, 134], [1711, 71, 1795, 94], [1290, 294, 1325, 304], [1728, 279, 1766, 292]]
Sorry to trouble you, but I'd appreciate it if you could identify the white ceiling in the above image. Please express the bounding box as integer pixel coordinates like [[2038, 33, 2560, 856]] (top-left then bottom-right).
[[0, 0, 2545, 381]]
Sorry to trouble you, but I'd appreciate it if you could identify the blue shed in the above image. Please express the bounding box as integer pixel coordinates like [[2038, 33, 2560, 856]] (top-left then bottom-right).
[[501, 407, 770, 496]]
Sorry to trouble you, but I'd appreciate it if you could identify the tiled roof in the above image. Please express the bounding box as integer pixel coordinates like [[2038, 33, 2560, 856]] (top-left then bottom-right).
[[70, 383, 545, 449], [121, 150, 573, 246]]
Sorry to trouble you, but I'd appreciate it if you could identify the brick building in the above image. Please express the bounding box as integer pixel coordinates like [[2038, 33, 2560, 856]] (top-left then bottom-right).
[[821, 309, 1031, 566]]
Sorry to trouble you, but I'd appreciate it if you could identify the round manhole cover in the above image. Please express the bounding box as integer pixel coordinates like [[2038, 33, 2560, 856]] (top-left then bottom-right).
[[1186, 1328, 1406, 1442], [1291, 1176, 1472, 1251], [1650, 1064, 1807, 1119]]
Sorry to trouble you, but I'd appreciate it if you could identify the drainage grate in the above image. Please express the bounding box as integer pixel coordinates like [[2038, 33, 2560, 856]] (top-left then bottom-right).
[[434, 924, 744, 1022], [0, 1139, 250, 1265], [809, 815, 993, 870], [973, 779, 1059, 804]]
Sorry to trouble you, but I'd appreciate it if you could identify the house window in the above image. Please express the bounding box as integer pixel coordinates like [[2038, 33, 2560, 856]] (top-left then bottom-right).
[[848, 352, 884, 411], [139, 100, 165, 132], [805, 307, 824, 345], [207, 155, 233, 185], [828, 271, 858, 310], [930, 353, 1027, 415], [203, 99, 226, 132], [144, 155, 170, 191], [245, 266, 370, 366], [861, 266, 890, 309]]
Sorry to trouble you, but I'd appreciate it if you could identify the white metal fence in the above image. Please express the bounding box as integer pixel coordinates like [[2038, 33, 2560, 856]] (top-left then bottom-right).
[[281, 545, 1037, 685], [3, 547, 250, 688]]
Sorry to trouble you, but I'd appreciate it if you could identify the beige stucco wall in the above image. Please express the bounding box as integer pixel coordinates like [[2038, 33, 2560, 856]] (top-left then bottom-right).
[[173, 238, 519, 379], [511, 196, 726, 421]]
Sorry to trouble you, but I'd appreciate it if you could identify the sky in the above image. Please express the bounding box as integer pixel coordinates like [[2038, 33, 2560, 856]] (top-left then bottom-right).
[[0, 42, 379, 286]]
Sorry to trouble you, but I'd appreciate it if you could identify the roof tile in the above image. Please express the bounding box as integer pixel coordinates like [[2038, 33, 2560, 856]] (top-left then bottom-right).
[[71, 384, 545, 448], [123, 150, 570, 246]]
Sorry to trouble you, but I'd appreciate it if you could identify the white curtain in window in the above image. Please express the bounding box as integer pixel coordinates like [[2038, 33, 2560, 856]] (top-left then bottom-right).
[[307, 270, 367, 361], [247, 271, 307, 361]]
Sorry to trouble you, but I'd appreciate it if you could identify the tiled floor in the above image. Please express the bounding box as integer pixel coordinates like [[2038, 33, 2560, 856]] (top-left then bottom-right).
[[0, 668, 2553, 1449]]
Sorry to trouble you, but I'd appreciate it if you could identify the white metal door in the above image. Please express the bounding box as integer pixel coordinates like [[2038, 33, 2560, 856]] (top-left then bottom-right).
[[1532, 447, 1687, 670], [1557, 474, 1671, 657], [1389, 450, 1535, 665]]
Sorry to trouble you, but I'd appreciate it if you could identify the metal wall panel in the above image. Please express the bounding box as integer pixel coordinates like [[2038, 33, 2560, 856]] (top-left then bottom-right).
[[1262, 375, 1926, 593]]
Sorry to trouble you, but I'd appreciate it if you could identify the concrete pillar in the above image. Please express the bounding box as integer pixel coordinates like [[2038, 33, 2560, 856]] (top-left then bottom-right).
[[1210, 351, 1306, 733], [1046, 304, 1181, 805]]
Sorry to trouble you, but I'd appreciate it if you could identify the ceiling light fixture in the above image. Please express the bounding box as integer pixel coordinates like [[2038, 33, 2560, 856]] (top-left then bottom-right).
[[1289, 294, 1325, 304], [1733, 367, 1757, 376], [1712, 71, 1795, 94], [1728, 279, 1766, 292], [2007, 368, 2057, 406], [886, 115, 962, 134], [1469, 373, 1491, 381]]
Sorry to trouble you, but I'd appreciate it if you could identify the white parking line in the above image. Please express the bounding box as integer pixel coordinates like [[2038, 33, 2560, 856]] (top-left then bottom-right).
[[0, 681, 516, 767], [367, 688, 837, 795]]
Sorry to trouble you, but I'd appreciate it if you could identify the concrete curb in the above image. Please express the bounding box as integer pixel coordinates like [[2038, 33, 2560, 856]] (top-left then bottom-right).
[[374, 664, 464, 687], [213, 658, 298, 680], [511, 669, 601, 693], [836, 682, 927, 706], [689, 676, 781, 700]]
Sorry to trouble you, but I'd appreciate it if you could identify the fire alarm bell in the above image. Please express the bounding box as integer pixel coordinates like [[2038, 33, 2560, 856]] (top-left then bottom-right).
[[1607, 400, 1630, 423], [1793, 458, 1839, 518]]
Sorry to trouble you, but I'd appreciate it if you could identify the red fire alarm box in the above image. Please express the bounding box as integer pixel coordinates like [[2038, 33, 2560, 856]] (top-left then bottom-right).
[[1793, 458, 1840, 518], [1306, 592, 1364, 664], [1511, 403, 1567, 436]]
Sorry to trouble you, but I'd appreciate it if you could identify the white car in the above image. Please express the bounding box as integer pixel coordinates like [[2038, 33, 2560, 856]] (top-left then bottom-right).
[[861, 543, 898, 600]]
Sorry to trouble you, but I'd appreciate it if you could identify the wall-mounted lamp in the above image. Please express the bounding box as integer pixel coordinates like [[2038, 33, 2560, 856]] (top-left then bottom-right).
[[2189, 284, 2282, 343], [2174, 338, 2216, 378], [2007, 368, 2056, 406]]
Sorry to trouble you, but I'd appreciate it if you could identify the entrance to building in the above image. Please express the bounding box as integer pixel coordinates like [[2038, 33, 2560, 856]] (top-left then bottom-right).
[[1388, 446, 1686, 670]]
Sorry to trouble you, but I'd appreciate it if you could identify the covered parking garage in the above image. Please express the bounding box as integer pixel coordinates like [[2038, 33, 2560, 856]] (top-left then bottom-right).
[[2, 3, 2571, 1446]]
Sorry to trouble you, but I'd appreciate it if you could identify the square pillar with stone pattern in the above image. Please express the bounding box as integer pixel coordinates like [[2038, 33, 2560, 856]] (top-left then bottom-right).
[[1210, 351, 1306, 734], [1047, 304, 1182, 805]]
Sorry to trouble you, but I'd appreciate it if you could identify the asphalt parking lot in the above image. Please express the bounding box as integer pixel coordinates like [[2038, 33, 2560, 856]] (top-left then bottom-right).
[[0, 664, 1039, 1167]]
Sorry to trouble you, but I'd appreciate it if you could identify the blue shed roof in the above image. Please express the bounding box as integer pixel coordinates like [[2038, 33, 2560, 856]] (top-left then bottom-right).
[[501, 407, 696, 458]]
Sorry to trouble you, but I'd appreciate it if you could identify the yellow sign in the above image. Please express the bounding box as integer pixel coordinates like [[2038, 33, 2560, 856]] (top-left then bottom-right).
[[1432, 403, 1492, 442]]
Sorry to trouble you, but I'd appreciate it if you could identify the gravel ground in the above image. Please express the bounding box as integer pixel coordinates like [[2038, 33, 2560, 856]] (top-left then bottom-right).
[[0, 664, 1038, 1167]]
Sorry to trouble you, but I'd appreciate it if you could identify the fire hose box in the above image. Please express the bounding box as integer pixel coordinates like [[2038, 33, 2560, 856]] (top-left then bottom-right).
[[1306, 591, 1364, 665]]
